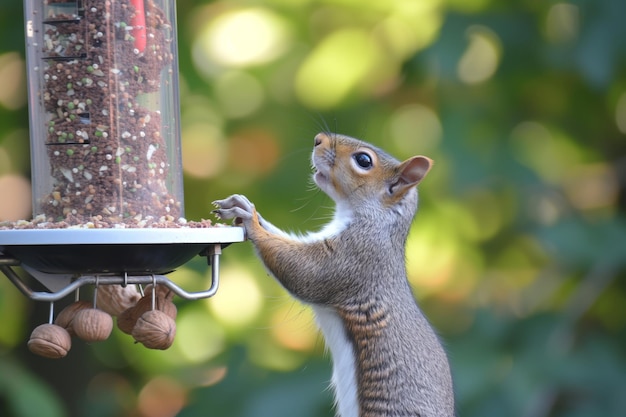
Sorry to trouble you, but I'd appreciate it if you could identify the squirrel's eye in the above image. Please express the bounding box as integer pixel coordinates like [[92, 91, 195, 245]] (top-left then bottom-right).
[[353, 152, 373, 169]]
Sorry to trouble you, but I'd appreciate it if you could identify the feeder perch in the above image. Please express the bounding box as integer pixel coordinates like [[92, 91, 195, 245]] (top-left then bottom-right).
[[0, 0, 244, 306]]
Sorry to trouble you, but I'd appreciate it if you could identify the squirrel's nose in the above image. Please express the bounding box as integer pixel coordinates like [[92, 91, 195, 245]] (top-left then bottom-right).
[[314, 133, 327, 147]]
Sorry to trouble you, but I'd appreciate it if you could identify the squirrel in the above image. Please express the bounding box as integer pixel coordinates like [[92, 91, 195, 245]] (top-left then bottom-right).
[[213, 132, 455, 417]]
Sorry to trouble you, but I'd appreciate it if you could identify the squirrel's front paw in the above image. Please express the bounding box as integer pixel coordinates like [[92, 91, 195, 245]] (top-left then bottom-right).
[[212, 194, 255, 225]]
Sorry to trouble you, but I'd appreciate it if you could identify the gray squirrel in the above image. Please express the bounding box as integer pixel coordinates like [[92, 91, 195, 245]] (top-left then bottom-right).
[[213, 132, 455, 417]]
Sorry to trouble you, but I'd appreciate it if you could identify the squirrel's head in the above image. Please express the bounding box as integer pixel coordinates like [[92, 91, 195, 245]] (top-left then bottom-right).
[[312, 132, 432, 215]]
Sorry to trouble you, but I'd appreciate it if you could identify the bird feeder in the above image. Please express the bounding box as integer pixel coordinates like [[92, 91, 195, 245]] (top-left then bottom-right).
[[0, 0, 244, 350]]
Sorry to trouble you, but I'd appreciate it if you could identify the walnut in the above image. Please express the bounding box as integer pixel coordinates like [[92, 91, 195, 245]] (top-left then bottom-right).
[[27, 323, 72, 359], [97, 284, 142, 316], [54, 300, 92, 336], [72, 308, 113, 342], [145, 284, 175, 301], [116, 285, 177, 334], [117, 306, 140, 335], [133, 290, 177, 320], [131, 310, 176, 350]]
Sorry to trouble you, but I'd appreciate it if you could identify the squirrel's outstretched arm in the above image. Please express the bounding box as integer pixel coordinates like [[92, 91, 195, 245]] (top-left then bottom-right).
[[213, 194, 340, 304]]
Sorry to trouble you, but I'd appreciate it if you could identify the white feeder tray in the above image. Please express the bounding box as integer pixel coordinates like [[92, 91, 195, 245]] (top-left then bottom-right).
[[0, 227, 244, 274], [0, 227, 245, 302]]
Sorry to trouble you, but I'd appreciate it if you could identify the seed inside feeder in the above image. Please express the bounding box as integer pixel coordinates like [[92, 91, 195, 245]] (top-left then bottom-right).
[[25, 0, 184, 227]]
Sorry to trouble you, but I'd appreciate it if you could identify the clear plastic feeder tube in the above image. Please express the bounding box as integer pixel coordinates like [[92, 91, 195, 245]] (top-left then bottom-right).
[[24, 0, 183, 225]]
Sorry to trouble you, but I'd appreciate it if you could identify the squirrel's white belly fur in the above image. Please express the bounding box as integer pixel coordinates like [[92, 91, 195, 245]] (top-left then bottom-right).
[[313, 305, 358, 417], [295, 207, 357, 417]]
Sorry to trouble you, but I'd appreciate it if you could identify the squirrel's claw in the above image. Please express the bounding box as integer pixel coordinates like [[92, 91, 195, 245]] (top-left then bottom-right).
[[212, 194, 255, 212], [212, 194, 256, 227], [212, 206, 252, 221]]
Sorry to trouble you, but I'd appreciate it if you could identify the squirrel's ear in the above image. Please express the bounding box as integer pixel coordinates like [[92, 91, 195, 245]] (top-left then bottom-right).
[[389, 156, 433, 195]]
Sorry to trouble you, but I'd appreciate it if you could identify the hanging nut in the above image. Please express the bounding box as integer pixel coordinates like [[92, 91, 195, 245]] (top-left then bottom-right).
[[116, 285, 177, 335], [97, 284, 142, 316], [72, 308, 113, 342], [131, 310, 176, 350], [144, 284, 175, 302], [54, 300, 92, 336], [27, 323, 72, 359], [117, 305, 140, 335], [133, 292, 177, 320]]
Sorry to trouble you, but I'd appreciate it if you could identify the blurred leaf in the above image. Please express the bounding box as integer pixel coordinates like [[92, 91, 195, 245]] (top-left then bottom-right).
[[179, 347, 333, 417], [0, 357, 66, 417]]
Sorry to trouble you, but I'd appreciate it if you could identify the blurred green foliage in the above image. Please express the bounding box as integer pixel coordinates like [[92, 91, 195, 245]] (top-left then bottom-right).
[[1, 0, 626, 416]]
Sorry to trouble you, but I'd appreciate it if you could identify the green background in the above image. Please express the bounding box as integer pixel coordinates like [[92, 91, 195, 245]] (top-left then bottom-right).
[[1, 0, 626, 416]]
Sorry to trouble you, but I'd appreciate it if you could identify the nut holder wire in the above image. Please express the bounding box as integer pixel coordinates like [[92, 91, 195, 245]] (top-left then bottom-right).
[[0, 244, 222, 303]]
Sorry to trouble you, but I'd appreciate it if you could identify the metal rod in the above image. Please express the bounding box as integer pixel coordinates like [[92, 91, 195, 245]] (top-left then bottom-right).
[[93, 276, 99, 308], [0, 244, 224, 302], [48, 302, 54, 324], [151, 275, 156, 310], [0, 256, 20, 266]]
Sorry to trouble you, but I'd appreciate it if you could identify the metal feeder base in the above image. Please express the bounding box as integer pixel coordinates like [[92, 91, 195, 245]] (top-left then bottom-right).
[[0, 227, 245, 302]]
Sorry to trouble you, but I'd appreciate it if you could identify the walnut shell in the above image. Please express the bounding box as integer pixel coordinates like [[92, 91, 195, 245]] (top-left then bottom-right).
[[97, 284, 142, 316], [54, 300, 92, 336], [28, 323, 71, 359], [117, 306, 139, 335], [116, 290, 177, 335], [144, 284, 175, 301], [132, 310, 176, 350], [133, 293, 177, 320], [72, 308, 113, 342]]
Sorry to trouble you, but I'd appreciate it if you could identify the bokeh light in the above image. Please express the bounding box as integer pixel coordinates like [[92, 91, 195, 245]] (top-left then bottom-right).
[[0, 174, 31, 221], [0, 52, 27, 110], [269, 303, 318, 352], [509, 121, 585, 183], [545, 3, 580, 44], [192, 7, 291, 74], [214, 70, 265, 118], [137, 376, 187, 417], [227, 128, 281, 177], [373, 9, 441, 60], [457, 26, 502, 85], [176, 305, 226, 363], [389, 104, 443, 156], [207, 265, 264, 328], [295, 29, 384, 109], [561, 163, 619, 212], [182, 123, 227, 179], [407, 205, 481, 298]]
